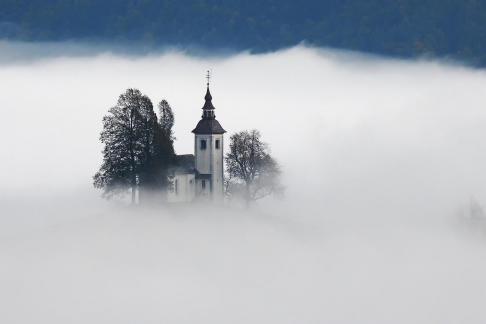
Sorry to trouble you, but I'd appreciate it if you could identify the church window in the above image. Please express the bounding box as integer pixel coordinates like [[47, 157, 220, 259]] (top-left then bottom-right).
[[200, 139, 207, 150], [215, 139, 220, 149]]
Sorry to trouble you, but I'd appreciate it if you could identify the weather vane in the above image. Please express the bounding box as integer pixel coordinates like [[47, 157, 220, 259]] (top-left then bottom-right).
[[206, 70, 211, 87]]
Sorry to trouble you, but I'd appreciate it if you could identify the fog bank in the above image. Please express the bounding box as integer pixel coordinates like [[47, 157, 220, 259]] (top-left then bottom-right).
[[1, 44, 486, 323]]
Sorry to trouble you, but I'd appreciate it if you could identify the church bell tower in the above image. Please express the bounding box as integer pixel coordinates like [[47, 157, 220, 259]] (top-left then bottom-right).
[[192, 72, 226, 201]]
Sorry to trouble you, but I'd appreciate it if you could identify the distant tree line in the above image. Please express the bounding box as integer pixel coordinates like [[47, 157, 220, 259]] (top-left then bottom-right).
[[1, 0, 486, 65]]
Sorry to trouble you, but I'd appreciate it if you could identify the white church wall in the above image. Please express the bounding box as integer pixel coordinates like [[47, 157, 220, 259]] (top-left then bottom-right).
[[195, 178, 211, 199], [195, 134, 212, 174], [167, 173, 196, 203], [211, 134, 224, 201], [194, 133, 224, 201]]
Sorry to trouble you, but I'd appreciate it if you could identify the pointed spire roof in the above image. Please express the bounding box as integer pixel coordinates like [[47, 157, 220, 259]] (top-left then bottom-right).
[[192, 83, 225, 135], [205, 86, 212, 101], [202, 85, 215, 110]]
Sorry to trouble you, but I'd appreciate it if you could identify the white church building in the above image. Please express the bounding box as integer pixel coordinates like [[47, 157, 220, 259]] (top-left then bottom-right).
[[167, 82, 226, 203]]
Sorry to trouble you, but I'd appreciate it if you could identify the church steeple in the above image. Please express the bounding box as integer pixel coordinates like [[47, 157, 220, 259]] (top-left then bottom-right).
[[202, 71, 216, 119], [192, 72, 225, 135], [205, 86, 212, 101], [192, 71, 226, 202], [202, 85, 216, 118]]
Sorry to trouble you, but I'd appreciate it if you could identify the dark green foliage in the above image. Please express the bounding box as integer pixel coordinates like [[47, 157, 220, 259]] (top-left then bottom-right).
[[141, 99, 175, 194], [93, 88, 175, 203], [2, 1, 486, 65], [93, 89, 146, 203], [225, 130, 283, 204], [158, 99, 175, 141]]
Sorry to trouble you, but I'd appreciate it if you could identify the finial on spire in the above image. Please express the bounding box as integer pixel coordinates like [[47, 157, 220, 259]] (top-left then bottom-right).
[[206, 70, 211, 88]]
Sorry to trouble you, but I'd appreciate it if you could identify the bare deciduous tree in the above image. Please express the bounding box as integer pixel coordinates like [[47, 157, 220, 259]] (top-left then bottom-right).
[[225, 130, 283, 205]]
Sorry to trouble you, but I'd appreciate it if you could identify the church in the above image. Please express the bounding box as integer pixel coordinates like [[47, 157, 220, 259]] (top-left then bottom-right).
[[167, 80, 226, 203]]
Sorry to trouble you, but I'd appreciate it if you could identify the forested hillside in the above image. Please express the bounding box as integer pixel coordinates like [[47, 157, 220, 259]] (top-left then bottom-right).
[[1, 0, 486, 64]]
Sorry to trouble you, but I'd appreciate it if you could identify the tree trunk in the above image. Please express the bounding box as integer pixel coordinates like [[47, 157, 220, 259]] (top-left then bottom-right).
[[131, 185, 136, 205], [131, 171, 137, 205], [245, 183, 251, 208]]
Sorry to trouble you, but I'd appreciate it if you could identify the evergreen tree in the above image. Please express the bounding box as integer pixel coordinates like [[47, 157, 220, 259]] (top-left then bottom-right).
[[136, 94, 160, 202], [158, 99, 175, 141], [138, 99, 176, 199]]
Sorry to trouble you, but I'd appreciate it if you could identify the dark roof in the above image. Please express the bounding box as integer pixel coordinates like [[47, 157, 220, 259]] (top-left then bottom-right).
[[203, 87, 215, 110], [169, 154, 195, 175], [192, 119, 226, 134], [195, 173, 211, 180], [192, 86, 226, 135]]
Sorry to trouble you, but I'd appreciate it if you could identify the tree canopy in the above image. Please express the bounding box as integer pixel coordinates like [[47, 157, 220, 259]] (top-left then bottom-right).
[[225, 130, 283, 204], [93, 88, 175, 203]]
